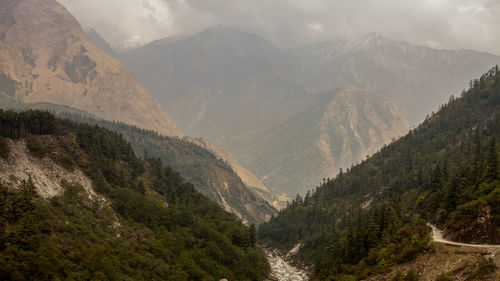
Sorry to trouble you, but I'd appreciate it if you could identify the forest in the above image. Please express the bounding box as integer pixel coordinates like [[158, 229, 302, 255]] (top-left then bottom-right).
[[0, 110, 269, 280], [0, 99, 276, 225], [258, 67, 500, 280]]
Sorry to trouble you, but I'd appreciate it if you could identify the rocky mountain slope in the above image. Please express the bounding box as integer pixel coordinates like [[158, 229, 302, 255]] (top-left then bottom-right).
[[61, 115, 278, 225], [186, 137, 284, 210], [120, 26, 500, 199], [0, 4, 276, 223], [283, 32, 500, 123], [0, 0, 182, 137], [234, 87, 409, 196], [0, 139, 99, 200]]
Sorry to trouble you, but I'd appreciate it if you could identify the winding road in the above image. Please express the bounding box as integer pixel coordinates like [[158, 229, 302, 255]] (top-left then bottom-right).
[[428, 223, 500, 248]]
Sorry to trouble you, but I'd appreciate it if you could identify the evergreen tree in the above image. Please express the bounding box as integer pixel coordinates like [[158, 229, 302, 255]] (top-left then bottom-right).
[[486, 137, 498, 180]]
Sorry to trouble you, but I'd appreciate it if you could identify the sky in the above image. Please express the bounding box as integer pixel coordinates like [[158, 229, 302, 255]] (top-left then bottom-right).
[[58, 0, 500, 54]]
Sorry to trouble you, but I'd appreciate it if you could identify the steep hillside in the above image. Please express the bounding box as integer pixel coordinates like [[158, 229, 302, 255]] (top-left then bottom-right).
[[238, 87, 409, 196], [258, 67, 500, 280], [59, 116, 278, 225], [0, 110, 269, 280], [284, 33, 500, 123], [0, 0, 182, 137], [120, 26, 499, 200], [85, 27, 119, 59], [121, 26, 309, 144], [0, 97, 277, 224], [185, 137, 284, 210], [368, 243, 499, 281]]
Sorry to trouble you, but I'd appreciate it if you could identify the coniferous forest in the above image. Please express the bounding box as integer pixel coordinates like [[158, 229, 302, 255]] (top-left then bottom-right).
[[0, 110, 269, 280], [0, 100, 276, 225], [3, 0, 500, 280], [258, 67, 500, 280]]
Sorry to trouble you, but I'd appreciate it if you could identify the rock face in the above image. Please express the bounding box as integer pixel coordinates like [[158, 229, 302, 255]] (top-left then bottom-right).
[[120, 26, 499, 199], [0, 139, 102, 202], [0, 0, 182, 137]]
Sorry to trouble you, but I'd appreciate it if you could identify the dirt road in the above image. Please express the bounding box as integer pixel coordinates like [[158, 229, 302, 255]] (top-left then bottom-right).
[[428, 223, 500, 248]]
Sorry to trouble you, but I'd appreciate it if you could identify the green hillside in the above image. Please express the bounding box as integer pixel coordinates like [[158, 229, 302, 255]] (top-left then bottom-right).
[[0, 110, 269, 280], [258, 67, 500, 280], [0, 99, 276, 225]]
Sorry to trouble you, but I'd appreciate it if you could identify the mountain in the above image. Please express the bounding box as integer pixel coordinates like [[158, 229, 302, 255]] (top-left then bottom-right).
[[119, 26, 403, 199], [185, 137, 284, 209], [0, 110, 270, 280], [233, 87, 409, 196], [121, 26, 499, 200], [121, 26, 309, 143], [0, 98, 278, 224], [85, 27, 118, 59], [258, 67, 500, 280], [0, 6, 277, 221], [0, 0, 182, 137], [283, 32, 500, 123]]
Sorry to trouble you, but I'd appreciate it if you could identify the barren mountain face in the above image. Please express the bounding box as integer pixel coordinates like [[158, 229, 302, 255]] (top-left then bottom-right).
[[0, 0, 182, 137]]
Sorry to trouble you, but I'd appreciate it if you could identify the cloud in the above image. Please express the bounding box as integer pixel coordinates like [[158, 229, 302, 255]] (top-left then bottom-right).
[[58, 0, 500, 54]]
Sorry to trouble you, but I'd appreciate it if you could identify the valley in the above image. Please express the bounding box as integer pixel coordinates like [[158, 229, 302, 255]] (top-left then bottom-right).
[[258, 68, 500, 280], [118, 26, 500, 201], [1, 0, 500, 280]]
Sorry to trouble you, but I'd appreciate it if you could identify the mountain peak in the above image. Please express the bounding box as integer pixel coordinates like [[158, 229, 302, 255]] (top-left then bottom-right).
[[347, 32, 395, 50], [203, 24, 243, 34], [0, 0, 183, 137], [194, 25, 274, 50]]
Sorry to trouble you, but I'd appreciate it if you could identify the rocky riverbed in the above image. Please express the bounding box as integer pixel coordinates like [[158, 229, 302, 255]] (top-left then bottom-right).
[[262, 246, 310, 281]]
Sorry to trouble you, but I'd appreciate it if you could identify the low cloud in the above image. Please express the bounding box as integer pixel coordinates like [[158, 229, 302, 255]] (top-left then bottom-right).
[[58, 0, 500, 54]]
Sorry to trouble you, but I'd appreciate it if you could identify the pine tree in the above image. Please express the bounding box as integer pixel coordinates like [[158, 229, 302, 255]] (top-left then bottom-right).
[[486, 137, 498, 180], [249, 223, 257, 246]]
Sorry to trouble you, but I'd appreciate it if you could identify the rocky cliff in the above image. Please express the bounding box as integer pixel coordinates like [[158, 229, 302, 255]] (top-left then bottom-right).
[[0, 0, 182, 137]]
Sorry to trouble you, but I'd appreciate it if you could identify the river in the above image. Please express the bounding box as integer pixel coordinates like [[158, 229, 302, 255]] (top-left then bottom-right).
[[262, 245, 310, 281]]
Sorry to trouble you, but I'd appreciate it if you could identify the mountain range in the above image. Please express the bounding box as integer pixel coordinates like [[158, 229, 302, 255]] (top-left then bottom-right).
[[0, 0, 278, 223], [119, 26, 500, 198], [1, 0, 499, 279]]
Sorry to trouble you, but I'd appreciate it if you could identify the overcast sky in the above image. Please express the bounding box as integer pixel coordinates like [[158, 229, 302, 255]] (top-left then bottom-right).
[[58, 0, 500, 54]]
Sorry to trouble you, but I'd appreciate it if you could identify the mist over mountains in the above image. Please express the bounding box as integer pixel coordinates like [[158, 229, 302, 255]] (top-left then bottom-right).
[[116, 26, 500, 198], [0, 0, 277, 223], [1, 1, 500, 280]]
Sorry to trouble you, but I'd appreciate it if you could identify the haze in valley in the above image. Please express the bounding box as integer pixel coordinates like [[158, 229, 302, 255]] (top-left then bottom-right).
[[55, 0, 500, 200]]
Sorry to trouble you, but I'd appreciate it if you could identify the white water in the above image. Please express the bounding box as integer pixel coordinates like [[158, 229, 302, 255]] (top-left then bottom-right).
[[263, 246, 310, 281]]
